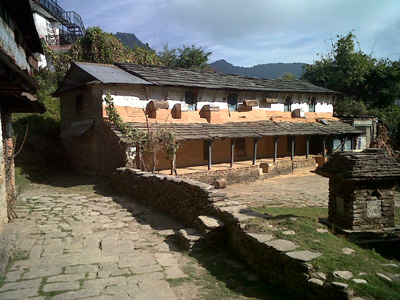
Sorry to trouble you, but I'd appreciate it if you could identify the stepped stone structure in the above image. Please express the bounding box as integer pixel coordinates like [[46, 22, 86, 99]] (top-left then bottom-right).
[[316, 148, 400, 231]]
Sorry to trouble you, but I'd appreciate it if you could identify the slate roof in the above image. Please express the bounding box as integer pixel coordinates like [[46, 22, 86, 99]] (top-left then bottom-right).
[[75, 62, 151, 85], [115, 63, 338, 94], [56, 62, 338, 95], [316, 148, 400, 180], [54, 62, 152, 95], [111, 120, 361, 142]]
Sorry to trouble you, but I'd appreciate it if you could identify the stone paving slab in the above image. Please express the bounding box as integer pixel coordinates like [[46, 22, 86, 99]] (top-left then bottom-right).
[[0, 185, 186, 300]]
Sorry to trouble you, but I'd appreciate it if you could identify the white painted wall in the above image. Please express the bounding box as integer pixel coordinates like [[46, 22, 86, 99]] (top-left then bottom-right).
[[102, 85, 334, 114], [33, 13, 47, 38], [102, 94, 147, 108]]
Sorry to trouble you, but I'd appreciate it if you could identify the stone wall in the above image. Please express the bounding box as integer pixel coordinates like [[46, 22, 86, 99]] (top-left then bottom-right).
[[112, 168, 225, 224], [261, 158, 316, 179], [180, 158, 317, 185], [180, 165, 261, 185], [62, 123, 128, 176], [328, 179, 395, 230], [113, 168, 350, 300]]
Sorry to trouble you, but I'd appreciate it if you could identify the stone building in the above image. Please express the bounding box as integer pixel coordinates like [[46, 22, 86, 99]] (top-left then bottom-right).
[[316, 148, 400, 231], [55, 62, 361, 177], [0, 0, 45, 229]]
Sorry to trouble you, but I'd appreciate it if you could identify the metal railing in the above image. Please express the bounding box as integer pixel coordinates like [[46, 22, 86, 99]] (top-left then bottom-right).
[[34, 0, 68, 23], [34, 0, 85, 45]]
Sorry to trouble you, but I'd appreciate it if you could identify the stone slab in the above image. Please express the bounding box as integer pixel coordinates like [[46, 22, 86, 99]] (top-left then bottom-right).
[[266, 239, 299, 251], [286, 250, 322, 262]]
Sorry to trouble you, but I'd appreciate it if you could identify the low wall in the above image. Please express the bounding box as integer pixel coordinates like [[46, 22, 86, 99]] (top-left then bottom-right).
[[112, 168, 225, 224], [179, 165, 261, 185], [112, 168, 350, 300], [179, 158, 316, 185], [262, 158, 316, 179]]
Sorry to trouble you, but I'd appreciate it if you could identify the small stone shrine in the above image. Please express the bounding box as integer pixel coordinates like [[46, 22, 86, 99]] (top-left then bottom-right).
[[316, 148, 400, 231]]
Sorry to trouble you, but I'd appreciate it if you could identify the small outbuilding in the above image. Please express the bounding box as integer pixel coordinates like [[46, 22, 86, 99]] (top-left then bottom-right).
[[316, 148, 400, 231]]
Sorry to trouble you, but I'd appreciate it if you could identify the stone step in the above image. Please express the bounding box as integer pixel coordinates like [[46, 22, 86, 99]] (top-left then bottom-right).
[[196, 215, 225, 235], [176, 228, 204, 251], [194, 216, 227, 245]]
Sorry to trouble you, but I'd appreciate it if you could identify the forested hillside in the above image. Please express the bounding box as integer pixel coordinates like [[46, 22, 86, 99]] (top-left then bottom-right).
[[210, 59, 305, 79]]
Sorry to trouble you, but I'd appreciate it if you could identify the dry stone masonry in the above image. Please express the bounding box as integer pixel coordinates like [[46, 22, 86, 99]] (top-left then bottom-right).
[[316, 148, 400, 231], [113, 167, 354, 299]]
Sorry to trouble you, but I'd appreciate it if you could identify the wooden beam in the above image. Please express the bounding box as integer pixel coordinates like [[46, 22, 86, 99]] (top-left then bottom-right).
[[253, 137, 260, 165], [323, 138, 326, 159], [306, 136, 310, 159]]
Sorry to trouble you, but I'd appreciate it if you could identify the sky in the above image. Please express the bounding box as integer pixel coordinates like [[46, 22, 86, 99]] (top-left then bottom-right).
[[57, 0, 400, 67]]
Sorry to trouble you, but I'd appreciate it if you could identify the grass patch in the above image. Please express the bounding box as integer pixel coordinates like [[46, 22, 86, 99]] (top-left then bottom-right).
[[0, 249, 29, 288], [248, 206, 400, 300], [174, 245, 296, 300]]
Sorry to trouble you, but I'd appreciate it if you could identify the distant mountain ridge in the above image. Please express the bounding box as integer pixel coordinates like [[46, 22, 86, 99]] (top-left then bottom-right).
[[113, 32, 149, 49], [210, 59, 305, 79]]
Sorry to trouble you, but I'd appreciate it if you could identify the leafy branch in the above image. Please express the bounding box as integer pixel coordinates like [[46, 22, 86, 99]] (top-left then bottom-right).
[[104, 94, 179, 174]]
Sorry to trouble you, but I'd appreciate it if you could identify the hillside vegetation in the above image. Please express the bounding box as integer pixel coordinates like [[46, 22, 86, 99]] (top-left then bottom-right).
[[113, 32, 149, 49], [210, 59, 305, 79]]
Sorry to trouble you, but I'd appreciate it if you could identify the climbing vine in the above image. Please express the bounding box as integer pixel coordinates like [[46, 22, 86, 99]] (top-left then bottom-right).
[[104, 94, 179, 174]]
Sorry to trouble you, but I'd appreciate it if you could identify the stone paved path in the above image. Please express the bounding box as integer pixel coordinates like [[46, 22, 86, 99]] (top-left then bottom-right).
[[0, 185, 188, 300], [225, 168, 329, 208], [0, 182, 293, 300]]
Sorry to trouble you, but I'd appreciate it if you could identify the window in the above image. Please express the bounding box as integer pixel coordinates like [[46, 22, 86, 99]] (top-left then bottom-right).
[[284, 96, 292, 112], [75, 95, 83, 113], [228, 93, 239, 111], [309, 96, 317, 112], [235, 138, 246, 157], [185, 91, 198, 111]]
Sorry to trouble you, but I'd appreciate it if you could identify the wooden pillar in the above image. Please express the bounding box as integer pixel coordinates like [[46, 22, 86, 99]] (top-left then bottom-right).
[[306, 136, 310, 159], [208, 139, 214, 170], [291, 136, 295, 161], [274, 136, 279, 162], [230, 139, 236, 168], [322, 138, 326, 159], [253, 137, 260, 165]]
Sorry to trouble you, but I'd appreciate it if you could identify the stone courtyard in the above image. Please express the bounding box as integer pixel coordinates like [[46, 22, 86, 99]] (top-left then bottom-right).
[[0, 179, 295, 300], [0, 185, 186, 300]]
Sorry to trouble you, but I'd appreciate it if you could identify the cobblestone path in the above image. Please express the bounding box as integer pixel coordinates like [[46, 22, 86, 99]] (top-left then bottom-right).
[[0, 183, 293, 300], [0, 185, 190, 300], [225, 169, 330, 208]]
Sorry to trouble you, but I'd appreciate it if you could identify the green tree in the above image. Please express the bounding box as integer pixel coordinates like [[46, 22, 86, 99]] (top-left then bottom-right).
[[158, 44, 178, 67], [69, 27, 161, 65], [158, 44, 211, 70], [302, 32, 400, 108], [282, 72, 296, 80], [176, 45, 211, 70], [302, 32, 400, 149]]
